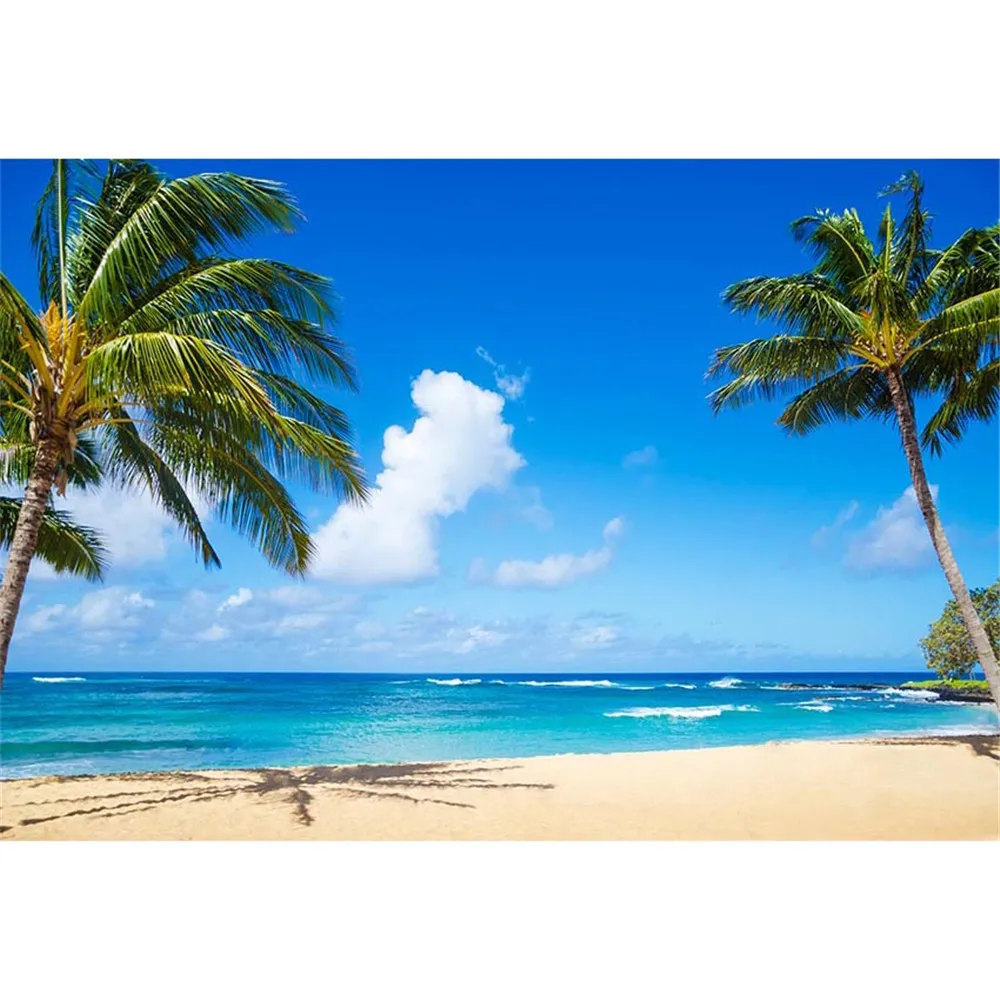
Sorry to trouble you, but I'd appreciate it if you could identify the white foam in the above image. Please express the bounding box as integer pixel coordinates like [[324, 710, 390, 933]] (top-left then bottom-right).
[[937, 700, 996, 708], [516, 679, 617, 688], [882, 687, 939, 701], [605, 703, 757, 720], [708, 677, 742, 689], [426, 678, 482, 686], [32, 676, 86, 683], [619, 685, 656, 691], [660, 683, 696, 690], [793, 700, 834, 713]]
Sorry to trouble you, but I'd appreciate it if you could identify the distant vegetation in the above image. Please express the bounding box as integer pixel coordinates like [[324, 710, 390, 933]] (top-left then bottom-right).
[[920, 580, 999, 679], [902, 679, 991, 693]]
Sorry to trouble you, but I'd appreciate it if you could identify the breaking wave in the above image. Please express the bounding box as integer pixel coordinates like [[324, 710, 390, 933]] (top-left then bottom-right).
[[708, 677, 742, 689], [32, 677, 86, 684], [426, 678, 482, 686], [516, 679, 617, 688], [605, 704, 758, 720], [882, 687, 939, 701]]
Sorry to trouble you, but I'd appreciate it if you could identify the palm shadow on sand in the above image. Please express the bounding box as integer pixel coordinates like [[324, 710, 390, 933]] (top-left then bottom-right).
[[1, 761, 555, 833], [861, 734, 999, 760]]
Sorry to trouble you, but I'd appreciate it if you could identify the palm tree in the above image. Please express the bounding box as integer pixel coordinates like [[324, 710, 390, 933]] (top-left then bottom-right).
[[0, 159, 367, 685], [706, 172, 999, 708]]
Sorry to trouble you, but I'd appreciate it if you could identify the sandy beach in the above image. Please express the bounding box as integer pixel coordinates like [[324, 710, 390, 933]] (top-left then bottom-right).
[[1, 735, 997, 841]]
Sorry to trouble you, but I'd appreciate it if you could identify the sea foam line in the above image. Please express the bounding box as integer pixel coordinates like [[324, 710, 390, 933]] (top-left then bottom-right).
[[516, 679, 617, 688], [882, 687, 939, 701], [708, 677, 742, 689], [32, 676, 86, 684], [605, 704, 758, 720], [426, 678, 482, 686]]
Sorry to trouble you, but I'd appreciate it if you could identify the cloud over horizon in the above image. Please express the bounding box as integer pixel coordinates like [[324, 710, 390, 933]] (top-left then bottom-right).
[[470, 517, 625, 588]]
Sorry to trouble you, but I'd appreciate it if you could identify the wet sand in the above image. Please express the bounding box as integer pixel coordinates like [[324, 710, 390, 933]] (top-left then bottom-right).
[[2, 736, 997, 840]]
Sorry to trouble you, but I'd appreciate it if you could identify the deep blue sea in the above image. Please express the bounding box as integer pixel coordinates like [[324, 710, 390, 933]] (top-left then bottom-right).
[[2, 671, 997, 779]]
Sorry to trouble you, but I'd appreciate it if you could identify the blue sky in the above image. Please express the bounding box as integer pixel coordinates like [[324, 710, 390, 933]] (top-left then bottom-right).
[[2, 159, 997, 672]]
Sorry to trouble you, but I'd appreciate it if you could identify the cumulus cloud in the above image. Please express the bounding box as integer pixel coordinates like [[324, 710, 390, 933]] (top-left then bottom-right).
[[623, 445, 658, 469], [22, 587, 155, 636], [844, 487, 935, 572], [311, 370, 525, 584], [476, 346, 530, 401], [473, 517, 625, 588], [811, 500, 859, 548], [218, 588, 253, 612]]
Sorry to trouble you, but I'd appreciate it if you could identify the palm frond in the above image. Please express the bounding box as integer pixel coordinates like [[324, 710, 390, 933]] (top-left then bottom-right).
[[880, 170, 932, 292], [82, 331, 278, 425], [777, 367, 893, 435], [790, 210, 876, 291], [722, 274, 863, 340], [0, 273, 45, 375], [922, 358, 1000, 456], [148, 420, 313, 575], [77, 173, 305, 321], [99, 414, 220, 569], [707, 335, 852, 412], [0, 497, 107, 581]]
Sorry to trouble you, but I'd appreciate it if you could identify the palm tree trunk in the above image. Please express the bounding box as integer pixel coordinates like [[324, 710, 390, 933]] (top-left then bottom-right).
[[886, 368, 1000, 709], [0, 438, 61, 687]]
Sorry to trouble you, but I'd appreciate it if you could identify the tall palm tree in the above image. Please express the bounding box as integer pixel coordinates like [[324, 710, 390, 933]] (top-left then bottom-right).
[[706, 172, 999, 708], [0, 159, 367, 685]]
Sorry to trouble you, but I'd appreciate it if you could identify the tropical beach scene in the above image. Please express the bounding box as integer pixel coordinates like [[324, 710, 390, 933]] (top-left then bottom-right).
[[1, 158, 997, 841]]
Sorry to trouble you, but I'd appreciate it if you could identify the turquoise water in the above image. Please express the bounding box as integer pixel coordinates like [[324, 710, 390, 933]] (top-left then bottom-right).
[[2, 671, 997, 778]]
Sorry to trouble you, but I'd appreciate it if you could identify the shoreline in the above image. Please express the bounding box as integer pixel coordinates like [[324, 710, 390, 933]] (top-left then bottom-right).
[[3, 734, 997, 841], [4, 724, 999, 784]]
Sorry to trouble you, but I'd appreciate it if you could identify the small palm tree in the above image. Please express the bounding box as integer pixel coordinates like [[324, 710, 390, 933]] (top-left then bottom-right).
[[707, 172, 999, 708], [0, 160, 367, 685]]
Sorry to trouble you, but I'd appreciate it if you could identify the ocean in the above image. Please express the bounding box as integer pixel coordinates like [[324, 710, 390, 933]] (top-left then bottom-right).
[[2, 671, 997, 779]]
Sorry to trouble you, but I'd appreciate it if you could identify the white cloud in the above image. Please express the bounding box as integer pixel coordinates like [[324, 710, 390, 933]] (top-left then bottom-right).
[[844, 487, 935, 572], [311, 370, 525, 584], [476, 346, 530, 400], [218, 588, 253, 613], [272, 612, 330, 636], [516, 486, 553, 530], [623, 445, 658, 469], [23, 587, 155, 635], [602, 517, 624, 541], [811, 500, 859, 547], [197, 623, 230, 642], [50, 482, 212, 568], [573, 625, 619, 647], [21, 604, 68, 634], [475, 517, 625, 588], [265, 586, 325, 607]]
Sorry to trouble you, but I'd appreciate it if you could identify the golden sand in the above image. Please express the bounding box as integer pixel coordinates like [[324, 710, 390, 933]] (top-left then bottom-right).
[[1, 736, 997, 841]]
